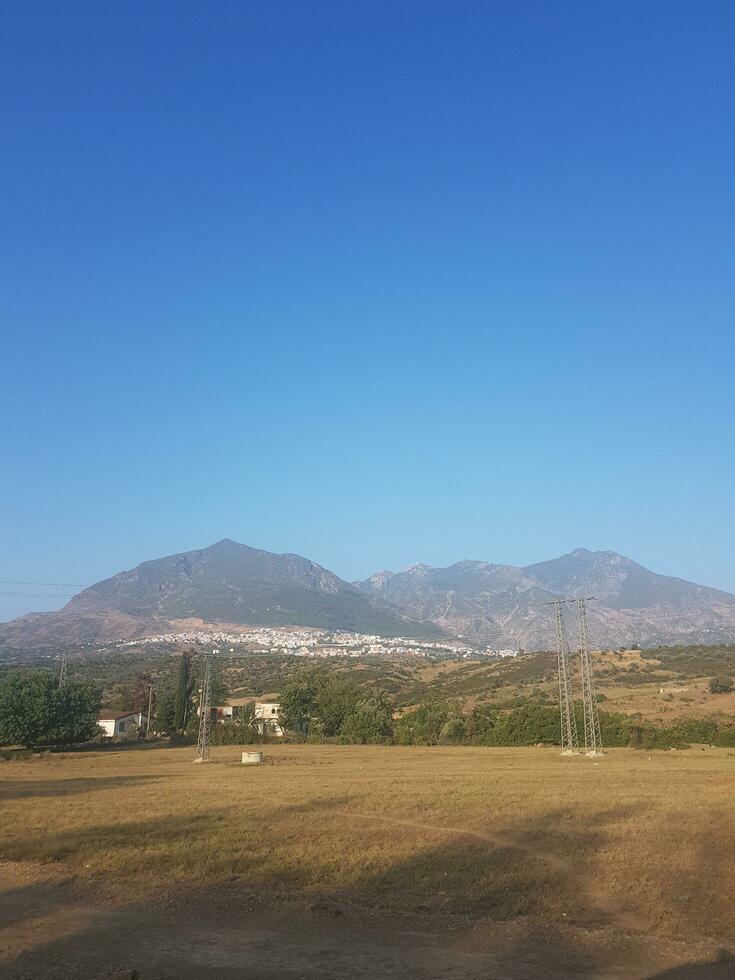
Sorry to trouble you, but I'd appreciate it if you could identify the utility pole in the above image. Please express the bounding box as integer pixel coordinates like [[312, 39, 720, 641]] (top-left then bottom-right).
[[549, 599, 578, 755], [58, 653, 68, 688], [146, 683, 154, 736], [194, 649, 217, 763], [576, 598, 603, 757]]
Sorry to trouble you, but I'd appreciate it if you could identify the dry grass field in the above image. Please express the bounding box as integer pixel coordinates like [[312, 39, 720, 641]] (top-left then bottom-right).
[[1, 743, 734, 979]]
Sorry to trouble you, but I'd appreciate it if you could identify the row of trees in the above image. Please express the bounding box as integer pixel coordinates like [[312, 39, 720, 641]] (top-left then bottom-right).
[[3, 660, 734, 751], [277, 673, 735, 749]]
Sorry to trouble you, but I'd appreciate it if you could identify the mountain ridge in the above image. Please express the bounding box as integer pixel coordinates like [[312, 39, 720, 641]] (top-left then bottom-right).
[[0, 539, 444, 649], [2, 541, 735, 651], [356, 548, 735, 648]]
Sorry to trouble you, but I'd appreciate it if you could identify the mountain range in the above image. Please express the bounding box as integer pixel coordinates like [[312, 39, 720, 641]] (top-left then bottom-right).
[[356, 549, 735, 648], [2, 539, 735, 651]]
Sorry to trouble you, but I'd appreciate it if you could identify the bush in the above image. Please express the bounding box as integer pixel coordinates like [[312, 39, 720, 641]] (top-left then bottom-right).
[[488, 702, 560, 746], [709, 676, 733, 695], [714, 726, 735, 747], [439, 716, 467, 745]]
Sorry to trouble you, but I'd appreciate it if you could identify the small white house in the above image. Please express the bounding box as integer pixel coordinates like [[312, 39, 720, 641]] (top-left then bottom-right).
[[98, 711, 142, 738], [254, 702, 284, 738]]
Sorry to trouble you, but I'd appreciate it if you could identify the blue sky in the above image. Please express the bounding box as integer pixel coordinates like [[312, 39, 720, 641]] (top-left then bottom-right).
[[2, 0, 734, 621]]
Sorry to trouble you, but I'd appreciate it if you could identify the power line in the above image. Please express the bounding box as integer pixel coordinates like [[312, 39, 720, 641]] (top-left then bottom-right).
[[0, 592, 78, 599], [0, 580, 88, 588]]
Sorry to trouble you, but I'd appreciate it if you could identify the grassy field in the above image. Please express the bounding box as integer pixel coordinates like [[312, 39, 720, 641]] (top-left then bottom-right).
[[1, 743, 735, 978]]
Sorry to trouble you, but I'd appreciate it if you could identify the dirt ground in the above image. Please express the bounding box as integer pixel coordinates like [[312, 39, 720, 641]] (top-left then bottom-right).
[[1, 743, 734, 979]]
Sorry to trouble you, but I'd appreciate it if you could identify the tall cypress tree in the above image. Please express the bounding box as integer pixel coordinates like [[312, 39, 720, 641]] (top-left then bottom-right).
[[173, 653, 192, 734]]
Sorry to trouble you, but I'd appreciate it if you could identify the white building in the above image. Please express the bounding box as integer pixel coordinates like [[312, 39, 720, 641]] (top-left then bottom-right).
[[98, 711, 142, 737], [254, 702, 284, 737]]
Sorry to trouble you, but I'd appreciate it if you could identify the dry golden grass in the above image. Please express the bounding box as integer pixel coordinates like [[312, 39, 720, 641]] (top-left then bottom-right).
[[1, 743, 734, 977]]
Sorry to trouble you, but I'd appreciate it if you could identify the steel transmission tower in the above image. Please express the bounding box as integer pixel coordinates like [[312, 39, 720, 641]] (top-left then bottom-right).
[[576, 598, 603, 756], [550, 600, 578, 755], [194, 649, 217, 763], [58, 653, 68, 688]]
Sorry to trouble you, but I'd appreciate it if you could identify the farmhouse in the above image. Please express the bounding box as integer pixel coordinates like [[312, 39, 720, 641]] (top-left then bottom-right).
[[255, 702, 284, 737], [98, 711, 142, 737]]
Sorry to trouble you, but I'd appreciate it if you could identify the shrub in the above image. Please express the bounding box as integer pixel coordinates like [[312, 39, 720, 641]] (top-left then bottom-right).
[[709, 676, 733, 695]]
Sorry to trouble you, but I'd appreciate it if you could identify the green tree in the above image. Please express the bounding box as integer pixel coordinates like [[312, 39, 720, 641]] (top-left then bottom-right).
[[130, 673, 155, 716], [204, 659, 229, 708], [211, 703, 261, 745], [154, 689, 176, 735], [339, 688, 394, 744], [0, 672, 101, 748], [108, 683, 134, 712], [464, 704, 500, 744], [173, 653, 195, 734], [315, 676, 359, 736], [394, 694, 452, 745], [279, 680, 318, 733]]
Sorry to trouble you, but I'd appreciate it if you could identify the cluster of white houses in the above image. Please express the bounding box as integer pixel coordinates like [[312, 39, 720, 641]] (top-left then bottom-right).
[[97, 702, 283, 739], [116, 626, 509, 661]]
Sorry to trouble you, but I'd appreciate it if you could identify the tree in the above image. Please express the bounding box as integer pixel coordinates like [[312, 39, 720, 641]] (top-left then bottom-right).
[[315, 676, 359, 737], [464, 704, 500, 744], [0, 672, 101, 748], [235, 702, 259, 741], [154, 689, 176, 735], [394, 694, 452, 745], [439, 716, 467, 744], [709, 676, 733, 694], [279, 680, 318, 733], [339, 688, 394, 744], [173, 653, 195, 734], [130, 673, 155, 716], [208, 660, 229, 708]]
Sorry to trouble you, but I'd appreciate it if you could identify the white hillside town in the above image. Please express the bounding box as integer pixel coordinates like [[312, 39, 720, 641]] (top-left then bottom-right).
[[117, 626, 519, 661]]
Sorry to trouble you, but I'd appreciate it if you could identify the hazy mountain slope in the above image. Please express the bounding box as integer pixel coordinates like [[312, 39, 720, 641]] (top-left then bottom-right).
[[4, 543, 734, 651], [0, 539, 442, 649], [357, 550, 735, 648], [358, 561, 555, 647]]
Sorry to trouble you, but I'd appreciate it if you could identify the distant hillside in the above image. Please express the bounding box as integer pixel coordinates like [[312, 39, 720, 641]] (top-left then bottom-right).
[[0, 539, 442, 649], [356, 549, 735, 648], [3, 543, 734, 652]]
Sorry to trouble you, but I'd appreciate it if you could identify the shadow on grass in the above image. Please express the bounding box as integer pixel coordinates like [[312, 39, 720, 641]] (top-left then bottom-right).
[[47, 737, 183, 754], [1, 798, 733, 979], [0, 810, 222, 866], [0, 773, 173, 801], [647, 950, 735, 978]]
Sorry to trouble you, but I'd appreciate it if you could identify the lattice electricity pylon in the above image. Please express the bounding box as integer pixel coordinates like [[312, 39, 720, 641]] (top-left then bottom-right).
[[58, 653, 68, 688], [576, 597, 603, 757], [194, 650, 216, 763], [549, 599, 578, 755]]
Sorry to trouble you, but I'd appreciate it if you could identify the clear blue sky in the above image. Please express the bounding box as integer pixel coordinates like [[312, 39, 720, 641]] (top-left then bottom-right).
[[2, 0, 734, 622]]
